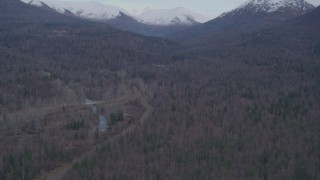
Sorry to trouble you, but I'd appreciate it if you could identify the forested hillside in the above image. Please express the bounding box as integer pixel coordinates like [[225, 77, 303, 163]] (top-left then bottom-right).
[[0, 1, 179, 179], [0, 0, 319, 180], [64, 5, 320, 180]]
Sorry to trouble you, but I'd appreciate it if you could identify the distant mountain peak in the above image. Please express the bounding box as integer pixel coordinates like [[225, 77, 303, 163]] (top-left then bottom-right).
[[218, 0, 315, 21], [22, 0, 128, 20], [238, 0, 315, 13], [137, 7, 210, 26]]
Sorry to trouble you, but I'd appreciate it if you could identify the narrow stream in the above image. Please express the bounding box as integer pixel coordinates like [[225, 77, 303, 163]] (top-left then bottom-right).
[[97, 115, 107, 132], [85, 99, 108, 132]]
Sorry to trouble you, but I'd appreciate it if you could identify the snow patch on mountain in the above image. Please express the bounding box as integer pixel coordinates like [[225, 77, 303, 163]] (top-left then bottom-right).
[[27, 0, 44, 6], [239, 0, 314, 13], [218, 0, 315, 18], [137, 7, 210, 25], [22, 0, 128, 20]]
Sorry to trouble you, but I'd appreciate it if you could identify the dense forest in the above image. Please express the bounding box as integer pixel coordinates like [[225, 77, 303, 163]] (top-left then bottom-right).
[[0, 0, 319, 180], [64, 24, 320, 179]]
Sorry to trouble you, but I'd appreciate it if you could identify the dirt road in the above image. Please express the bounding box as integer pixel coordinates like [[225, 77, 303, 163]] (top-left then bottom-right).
[[36, 95, 153, 180]]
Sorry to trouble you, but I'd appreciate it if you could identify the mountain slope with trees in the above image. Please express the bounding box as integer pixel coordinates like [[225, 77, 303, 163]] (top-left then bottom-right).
[[167, 0, 315, 44], [64, 5, 320, 180]]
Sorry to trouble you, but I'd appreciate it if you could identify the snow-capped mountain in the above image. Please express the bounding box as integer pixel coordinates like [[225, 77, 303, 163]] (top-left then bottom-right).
[[20, 0, 209, 26], [168, 0, 315, 42], [21, 0, 129, 20], [136, 7, 210, 26], [20, 0, 211, 36], [224, 0, 315, 16]]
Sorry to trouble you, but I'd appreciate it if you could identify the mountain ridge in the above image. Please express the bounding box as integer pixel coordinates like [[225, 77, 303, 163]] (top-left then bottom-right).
[[167, 0, 315, 43], [237, 0, 314, 13], [136, 7, 209, 25], [21, 0, 208, 26], [20, 0, 209, 37]]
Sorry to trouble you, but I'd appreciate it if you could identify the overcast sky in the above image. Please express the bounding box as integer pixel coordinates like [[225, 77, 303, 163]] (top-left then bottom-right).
[[67, 0, 320, 18]]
